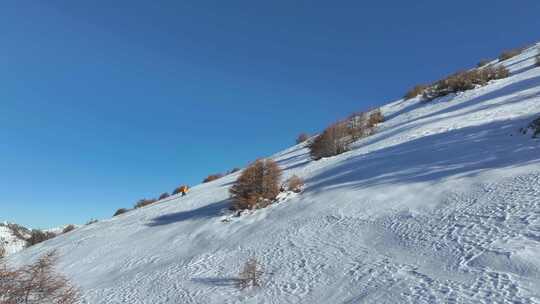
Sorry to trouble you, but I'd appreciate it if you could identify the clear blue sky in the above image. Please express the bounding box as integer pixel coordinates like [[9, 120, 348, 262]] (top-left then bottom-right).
[[1, 1, 539, 228]]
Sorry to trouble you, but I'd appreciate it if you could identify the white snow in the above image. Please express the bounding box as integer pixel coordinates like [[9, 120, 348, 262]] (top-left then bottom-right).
[[8, 43, 540, 303], [0, 224, 28, 256]]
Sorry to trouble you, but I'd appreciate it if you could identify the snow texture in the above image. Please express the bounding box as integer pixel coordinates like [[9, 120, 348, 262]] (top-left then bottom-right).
[[8, 43, 540, 303]]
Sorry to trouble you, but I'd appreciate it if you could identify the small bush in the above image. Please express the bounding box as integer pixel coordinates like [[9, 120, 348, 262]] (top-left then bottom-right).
[[477, 59, 491, 67], [286, 175, 305, 193], [422, 66, 509, 101], [535, 54, 540, 67], [296, 133, 310, 144], [499, 49, 522, 61], [237, 258, 263, 290], [367, 109, 384, 128], [0, 250, 80, 304], [203, 174, 224, 183], [62, 225, 76, 234], [309, 122, 350, 160], [229, 159, 282, 210], [158, 192, 170, 200], [404, 84, 428, 99], [86, 219, 98, 225], [134, 198, 157, 209], [26, 230, 56, 247], [113, 208, 129, 217]]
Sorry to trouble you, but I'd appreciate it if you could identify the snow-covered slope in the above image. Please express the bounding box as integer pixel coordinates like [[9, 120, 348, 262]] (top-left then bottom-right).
[[10, 44, 540, 303], [0, 223, 29, 255]]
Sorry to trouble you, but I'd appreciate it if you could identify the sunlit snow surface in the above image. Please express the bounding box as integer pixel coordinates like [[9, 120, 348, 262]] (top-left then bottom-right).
[[9, 44, 540, 303]]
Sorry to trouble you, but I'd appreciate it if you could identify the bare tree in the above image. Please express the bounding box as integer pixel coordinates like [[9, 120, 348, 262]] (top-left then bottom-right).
[[26, 230, 56, 247], [0, 250, 80, 304], [237, 258, 263, 290], [230, 159, 282, 210], [203, 174, 224, 183], [308, 122, 350, 160], [62, 225, 76, 234]]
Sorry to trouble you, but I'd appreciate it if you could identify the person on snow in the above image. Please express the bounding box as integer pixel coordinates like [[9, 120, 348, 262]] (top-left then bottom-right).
[[179, 185, 189, 196]]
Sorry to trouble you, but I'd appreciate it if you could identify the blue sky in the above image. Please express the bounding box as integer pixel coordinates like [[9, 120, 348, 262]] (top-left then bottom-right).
[[1, 0, 539, 228]]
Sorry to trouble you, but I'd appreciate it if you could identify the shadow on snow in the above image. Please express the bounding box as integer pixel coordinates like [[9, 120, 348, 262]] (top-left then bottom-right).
[[146, 199, 230, 226], [307, 116, 540, 192]]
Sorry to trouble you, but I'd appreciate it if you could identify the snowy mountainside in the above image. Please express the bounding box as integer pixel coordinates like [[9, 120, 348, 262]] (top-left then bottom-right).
[[0, 223, 29, 255], [9, 43, 540, 303]]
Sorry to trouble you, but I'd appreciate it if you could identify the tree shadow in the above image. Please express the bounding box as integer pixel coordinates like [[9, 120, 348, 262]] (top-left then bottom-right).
[[191, 277, 240, 287], [307, 116, 540, 192], [146, 199, 230, 226]]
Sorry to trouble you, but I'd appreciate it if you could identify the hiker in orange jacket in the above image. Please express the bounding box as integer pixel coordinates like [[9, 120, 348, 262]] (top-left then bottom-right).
[[179, 185, 189, 196]]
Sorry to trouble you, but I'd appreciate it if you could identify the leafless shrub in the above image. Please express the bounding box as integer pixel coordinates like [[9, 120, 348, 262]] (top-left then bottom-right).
[[286, 175, 304, 193], [237, 258, 263, 290], [404, 84, 428, 99], [203, 174, 224, 183], [309, 122, 350, 160], [62, 225, 76, 234], [158, 192, 170, 200], [367, 109, 384, 128], [535, 54, 540, 67], [229, 159, 282, 210], [422, 66, 510, 101], [113, 208, 129, 217], [0, 250, 80, 304], [499, 48, 522, 61], [26, 230, 56, 247], [85, 219, 98, 225], [296, 133, 310, 144], [134, 198, 157, 209]]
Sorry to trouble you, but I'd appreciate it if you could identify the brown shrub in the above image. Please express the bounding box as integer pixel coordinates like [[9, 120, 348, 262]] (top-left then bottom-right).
[[237, 258, 263, 290], [203, 174, 224, 183], [229, 159, 282, 210], [113, 208, 129, 217], [367, 109, 384, 128], [134, 198, 157, 209], [308, 122, 350, 160], [499, 49, 522, 61], [26, 230, 56, 247], [347, 112, 369, 141], [0, 250, 80, 304], [296, 133, 310, 144], [423, 66, 510, 101], [286, 175, 304, 193], [62, 225, 76, 234], [404, 84, 428, 99], [158, 192, 170, 200]]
